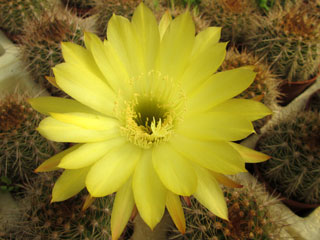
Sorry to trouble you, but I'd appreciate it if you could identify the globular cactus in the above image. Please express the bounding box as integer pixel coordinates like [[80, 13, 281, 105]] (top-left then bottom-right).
[[0, 0, 50, 37], [169, 176, 284, 240], [19, 7, 93, 96], [220, 47, 280, 131], [256, 111, 320, 204], [246, 0, 320, 82], [199, 0, 261, 45], [13, 173, 126, 240], [90, 0, 140, 38], [0, 94, 64, 185]]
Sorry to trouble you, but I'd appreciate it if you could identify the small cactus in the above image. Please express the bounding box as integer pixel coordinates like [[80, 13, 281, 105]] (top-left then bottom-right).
[[0, 0, 50, 37], [256, 111, 320, 204], [220, 47, 280, 131], [62, 0, 95, 10], [13, 173, 122, 240], [0, 94, 64, 185], [19, 7, 93, 96], [200, 0, 261, 45], [169, 176, 284, 240], [91, 0, 140, 38], [246, 0, 320, 82]]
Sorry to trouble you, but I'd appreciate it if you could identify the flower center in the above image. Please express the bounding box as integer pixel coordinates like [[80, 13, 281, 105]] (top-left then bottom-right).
[[116, 71, 185, 149]]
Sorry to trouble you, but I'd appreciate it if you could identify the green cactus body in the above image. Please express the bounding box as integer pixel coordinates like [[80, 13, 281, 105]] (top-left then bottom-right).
[[200, 0, 260, 45], [220, 47, 280, 131], [0, 0, 49, 36], [91, 0, 140, 38], [13, 173, 119, 240], [0, 95, 64, 185], [169, 177, 283, 240], [19, 8, 89, 96], [247, 0, 320, 82], [256, 111, 320, 204]]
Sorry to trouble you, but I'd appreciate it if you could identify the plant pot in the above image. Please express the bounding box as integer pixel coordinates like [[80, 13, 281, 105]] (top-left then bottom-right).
[[253, 163, 320, 217], [278, 75, 318, 106]]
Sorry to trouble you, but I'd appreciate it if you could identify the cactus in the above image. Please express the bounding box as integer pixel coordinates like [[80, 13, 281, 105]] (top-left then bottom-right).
[[246, 0, 320, 82], [91, 0, 140, 38], [200, 0, 261, 45], [12, 173, 127, 240], [169, 176, 284, 240], [0, 0, 50, 37], [19, 7, 93, 96], [219, 47, 280, 131], [256, 111, 320, 204], [0, 94, 64, 185]]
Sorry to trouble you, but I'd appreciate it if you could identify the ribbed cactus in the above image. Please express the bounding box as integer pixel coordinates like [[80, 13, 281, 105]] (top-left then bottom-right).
[[246, 0, 320, 82], [200, 0, 260, 45], [256, 111, 320, 204], [169, 176, 283, 240], [13, 173, 122, 240], [19, 7, 91, 96], [0, 0, 49, 37], [0, 94, 64, 185], [91, 0, 140, 38]]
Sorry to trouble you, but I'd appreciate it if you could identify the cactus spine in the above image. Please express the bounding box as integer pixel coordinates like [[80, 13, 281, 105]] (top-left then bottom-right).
[[246, 0, 320, 82], [256, 111, 320, 204], [19, 7, 93, 96], [0, 0, 49, 37], [0, 94, 64, 185], [169, 176, 284, 239]]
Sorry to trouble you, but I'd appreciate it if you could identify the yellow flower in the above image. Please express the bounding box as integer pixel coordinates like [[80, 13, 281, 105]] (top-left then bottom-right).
[[29, 3, 271, 239]]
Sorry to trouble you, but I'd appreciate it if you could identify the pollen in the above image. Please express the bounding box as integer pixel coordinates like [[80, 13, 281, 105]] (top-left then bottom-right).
[[116, 70, 186, 149]]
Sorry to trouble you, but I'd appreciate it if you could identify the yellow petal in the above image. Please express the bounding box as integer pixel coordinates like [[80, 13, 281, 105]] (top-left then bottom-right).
[[59, 137, 126, 169], [53, 63, 115, 116], [35, 144, 82, 172], [211, 172, 243, 188], [84, 32, 131, 96], [61, 41, 106, 82], [133, 150, 166, 230], [49, 112, 119, 131], [159, 10, 172, 39], [178, 112, 254, 141], [187, 67, 256, 113], [107, 14, 143, 77], [86, 143, 141, 197], [157, 11, 195, 80], [181, 42, 227, 94], [52, 167, 90, 202], [111, 178, 135, 240], [28, 97, 98, 115], [193, 166, 228, 220], [166, 191, 186, 234], [170, 134, 246, 174], [45, 76, 59, 88], [192, 27, 221, 55], [229, 142, 271, 163], [152, 143, 197, 196], [211, 99, 272, 121], [82, 194, 95, 211], [37, 117, 118, 143], [132, 2, 160, 73]]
